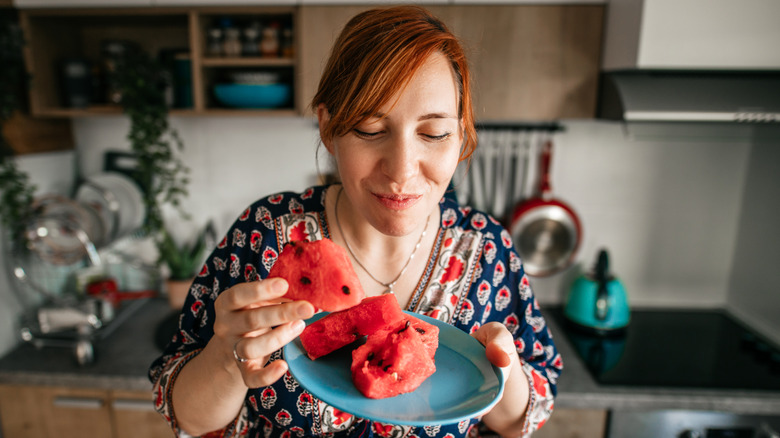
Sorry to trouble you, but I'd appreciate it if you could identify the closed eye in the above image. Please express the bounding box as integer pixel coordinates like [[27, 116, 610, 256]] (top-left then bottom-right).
[[424, 132, 452, 141], [353, 129, 382, 138]]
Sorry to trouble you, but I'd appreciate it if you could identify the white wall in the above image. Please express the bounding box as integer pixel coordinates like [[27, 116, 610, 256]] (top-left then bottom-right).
[[0, 115, 769, 357], [531, 121, 751, 308], [727, 127, 780, 347], [71, 116, 323, 239]]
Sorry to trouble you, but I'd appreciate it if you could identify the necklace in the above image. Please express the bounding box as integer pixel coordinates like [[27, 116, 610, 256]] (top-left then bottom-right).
[[334, 187, 430, 295]]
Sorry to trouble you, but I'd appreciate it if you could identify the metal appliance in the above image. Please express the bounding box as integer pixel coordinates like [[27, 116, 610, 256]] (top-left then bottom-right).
[[547, 307, 780, 437], [5, 171, 153, 365]]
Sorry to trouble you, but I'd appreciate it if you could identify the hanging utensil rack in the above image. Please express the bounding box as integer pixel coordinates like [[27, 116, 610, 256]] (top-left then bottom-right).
[[452, 122, 564, 223]]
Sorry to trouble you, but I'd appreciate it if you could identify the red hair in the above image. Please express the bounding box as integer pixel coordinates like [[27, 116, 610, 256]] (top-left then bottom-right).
[[311, 6, 477, 162]]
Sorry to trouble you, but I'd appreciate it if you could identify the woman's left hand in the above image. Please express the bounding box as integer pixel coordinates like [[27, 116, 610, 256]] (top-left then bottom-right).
[[471, 321, 517, 371], [471, 322, 530, 437]]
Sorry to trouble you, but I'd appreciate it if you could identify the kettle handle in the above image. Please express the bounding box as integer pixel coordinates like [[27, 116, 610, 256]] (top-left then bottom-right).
[[594, 249, 609, 321]]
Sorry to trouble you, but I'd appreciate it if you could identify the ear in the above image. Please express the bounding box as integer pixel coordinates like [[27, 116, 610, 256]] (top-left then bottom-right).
[[316, 103, 335, 154]]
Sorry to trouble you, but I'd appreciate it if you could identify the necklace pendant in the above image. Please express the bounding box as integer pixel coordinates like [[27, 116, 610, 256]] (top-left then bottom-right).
[[383, 286, 394, 295]]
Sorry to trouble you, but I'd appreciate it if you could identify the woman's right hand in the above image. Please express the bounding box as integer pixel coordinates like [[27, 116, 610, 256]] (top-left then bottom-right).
[[213, 277, 316, 388]]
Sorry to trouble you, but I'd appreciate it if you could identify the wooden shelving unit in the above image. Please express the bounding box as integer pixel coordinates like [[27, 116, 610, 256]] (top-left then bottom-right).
[[19, 6, 298, 117]]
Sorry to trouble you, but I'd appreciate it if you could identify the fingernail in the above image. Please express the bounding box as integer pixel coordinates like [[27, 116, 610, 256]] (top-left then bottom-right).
[[291, 319, 306, 334], [272, 278, 288, 294], [297, 303, 314, 318]]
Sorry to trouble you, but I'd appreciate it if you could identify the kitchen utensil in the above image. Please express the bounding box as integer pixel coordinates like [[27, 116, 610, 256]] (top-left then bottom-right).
[[564, 249, 630, 334], [285, 311, 504, 426], [213, 83, 291, 108], [23, 195, 104, 266], [85, 277, 157, 309], [75, 172, 146, 244], [509, 139, 581, 276]]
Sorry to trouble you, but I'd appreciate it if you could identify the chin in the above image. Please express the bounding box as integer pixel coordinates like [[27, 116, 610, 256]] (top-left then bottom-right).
[[372, 205, 434, 237]]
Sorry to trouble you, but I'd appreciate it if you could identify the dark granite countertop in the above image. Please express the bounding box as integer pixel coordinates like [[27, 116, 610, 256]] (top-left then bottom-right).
[[0, 297, 175, 392], [1, 299, 779, 415]]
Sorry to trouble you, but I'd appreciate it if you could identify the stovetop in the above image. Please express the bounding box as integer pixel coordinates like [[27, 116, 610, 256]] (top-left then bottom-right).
[[547, 306, 780, 391]]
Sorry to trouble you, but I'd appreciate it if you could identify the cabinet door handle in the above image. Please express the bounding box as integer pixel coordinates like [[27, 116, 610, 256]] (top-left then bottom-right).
[[112, 399, 156, 412], [53, 396, 104, 409]]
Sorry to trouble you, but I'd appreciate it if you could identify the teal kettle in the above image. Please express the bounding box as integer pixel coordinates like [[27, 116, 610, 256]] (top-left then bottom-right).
[[564, 249, 630, 335]]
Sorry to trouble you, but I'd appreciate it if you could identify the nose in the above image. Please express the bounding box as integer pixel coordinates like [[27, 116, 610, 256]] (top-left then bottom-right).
[[381, 135, 419, 184]]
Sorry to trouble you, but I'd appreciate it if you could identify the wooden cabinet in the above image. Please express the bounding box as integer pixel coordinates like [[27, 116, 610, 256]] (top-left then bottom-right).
[[1, 112, 73, 154], [14, 0, 152, 7], [111, 390, 173, 438], [298, 4, 603, 121], [18, 4, 602, 121], [19, 6, 297, 117], [0, 384, 172, 438]]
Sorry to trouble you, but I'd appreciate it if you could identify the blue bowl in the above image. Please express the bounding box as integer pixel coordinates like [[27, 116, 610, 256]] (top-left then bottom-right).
[[213, 83, 291, 109]]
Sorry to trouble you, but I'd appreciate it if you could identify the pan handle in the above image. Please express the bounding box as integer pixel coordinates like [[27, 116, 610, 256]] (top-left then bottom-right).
[[538, 140, 553, 197]]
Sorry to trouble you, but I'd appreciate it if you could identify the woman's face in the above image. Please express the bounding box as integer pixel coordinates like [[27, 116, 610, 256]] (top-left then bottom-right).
[[321, 52, 463, 237]]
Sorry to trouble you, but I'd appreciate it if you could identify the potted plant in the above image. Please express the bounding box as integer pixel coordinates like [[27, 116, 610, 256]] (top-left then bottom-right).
[[0, 9, 36, 245], [110, 41, 190, 237], [157, 222, 213, 310], [107, 41, 208, 308]]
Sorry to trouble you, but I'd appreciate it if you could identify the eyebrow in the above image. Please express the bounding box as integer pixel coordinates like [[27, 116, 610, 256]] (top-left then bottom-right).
[[366, 112, 458, 121], [419, 112, 458, 121]]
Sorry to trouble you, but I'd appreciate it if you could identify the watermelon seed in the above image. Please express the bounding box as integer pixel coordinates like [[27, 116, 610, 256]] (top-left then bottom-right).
[[300, 276, 312, 285], [415, 327, 426, 334], [367, 352, 374, 361], [341, 286, 350, 295], [377, 359, 384, 367], [392, 372, 399, 380], [397, 320, 411, 333], [383, 364, 391, 372]]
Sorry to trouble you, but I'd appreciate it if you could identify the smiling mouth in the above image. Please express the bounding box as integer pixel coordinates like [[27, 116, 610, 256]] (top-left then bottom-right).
[[373, 193, 422, 210]]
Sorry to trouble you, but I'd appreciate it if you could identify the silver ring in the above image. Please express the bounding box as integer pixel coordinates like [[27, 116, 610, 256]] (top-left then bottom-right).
[[233, 342, 249, 363]]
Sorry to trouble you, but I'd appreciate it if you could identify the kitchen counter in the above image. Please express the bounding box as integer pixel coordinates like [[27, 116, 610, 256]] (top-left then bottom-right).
[[1, 299, 779, 415], [0, 297, 174, 392]]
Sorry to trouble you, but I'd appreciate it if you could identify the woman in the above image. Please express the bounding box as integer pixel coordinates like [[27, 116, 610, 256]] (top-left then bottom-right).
[[150, 6, 561, 437]]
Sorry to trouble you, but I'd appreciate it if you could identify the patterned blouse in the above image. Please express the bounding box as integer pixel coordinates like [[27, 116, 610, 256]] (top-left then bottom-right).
[[149, 185, 562, 438]]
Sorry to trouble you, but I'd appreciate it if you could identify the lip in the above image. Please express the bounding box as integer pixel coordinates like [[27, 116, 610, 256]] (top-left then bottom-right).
[[372, 192, 422, 211]]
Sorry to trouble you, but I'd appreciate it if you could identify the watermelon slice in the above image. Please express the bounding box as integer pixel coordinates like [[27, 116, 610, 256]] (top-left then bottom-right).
[[300, 294, 406, 359], [267, 239, 364, 312], [401, 315, 439, 359], [351, 317, 437, 399]]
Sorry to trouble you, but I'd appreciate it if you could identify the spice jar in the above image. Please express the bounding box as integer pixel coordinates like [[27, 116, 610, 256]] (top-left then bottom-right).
[[242, 25, 260, 57], [223, 27, 242, 57], [260, 26, 279, 57], [206, 27, 223, 57]]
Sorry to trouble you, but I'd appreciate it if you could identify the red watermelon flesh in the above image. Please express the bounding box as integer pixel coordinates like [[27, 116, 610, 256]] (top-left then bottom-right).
[[300, 294, 405, 360], [267, 239, 364, 312], [299, 308, 357, 360], [403, 316, 439, 359], [351, 320, 437, 399]]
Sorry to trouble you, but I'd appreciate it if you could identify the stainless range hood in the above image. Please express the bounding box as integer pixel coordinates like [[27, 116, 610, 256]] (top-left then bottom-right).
[[598, 70, 780, 123]]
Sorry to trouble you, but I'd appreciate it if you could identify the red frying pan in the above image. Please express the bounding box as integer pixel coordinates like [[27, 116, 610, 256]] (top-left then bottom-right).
[[509, 139, 582, 277]]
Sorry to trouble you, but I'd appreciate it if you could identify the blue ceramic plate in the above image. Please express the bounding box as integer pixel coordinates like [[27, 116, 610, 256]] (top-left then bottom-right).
[[283, 311, 504, 426]]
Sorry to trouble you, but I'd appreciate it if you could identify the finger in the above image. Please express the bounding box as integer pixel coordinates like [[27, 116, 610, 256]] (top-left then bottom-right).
[[472, 322, 515, 367], [235, 319, 306, 363], [486, 342, 512, 368], [221, 278, 289, 311], [234, 300, 315, 334], [241, 359, 289, 389]]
